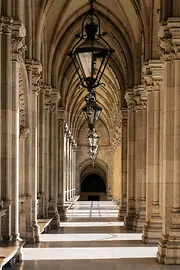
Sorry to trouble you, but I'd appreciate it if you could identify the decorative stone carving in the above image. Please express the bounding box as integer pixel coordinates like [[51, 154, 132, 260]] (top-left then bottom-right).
[[1, 17, 13, 34], [157, 38, 175, 62], [12, 36, 27, 62], [19, 127, 29, 139], [19, 71, 26, 128], [32, 62, 42, 94], [142, 62, 162, 92], [19, 194, 26, 204], [122, 118, 127, 126], [3, 198, 12, 208]]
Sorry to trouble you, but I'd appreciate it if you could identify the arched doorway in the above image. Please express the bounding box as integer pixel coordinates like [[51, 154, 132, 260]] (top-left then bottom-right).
[[81, 173, 106, 201]]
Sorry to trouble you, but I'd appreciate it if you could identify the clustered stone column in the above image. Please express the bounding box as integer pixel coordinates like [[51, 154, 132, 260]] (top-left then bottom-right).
[[156, 19, 180, 264], [133, 85, 147, 232], [124, 87, 147, 231], [142, 61, 163, 243], [0, 16, 14, 241]]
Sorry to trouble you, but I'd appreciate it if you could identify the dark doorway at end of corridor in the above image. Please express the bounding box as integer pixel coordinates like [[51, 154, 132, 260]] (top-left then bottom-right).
[[80, 173, 106, 201]]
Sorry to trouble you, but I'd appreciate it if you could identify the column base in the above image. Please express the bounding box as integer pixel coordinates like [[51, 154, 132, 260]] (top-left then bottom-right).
[[157, 214, 180, 264], [48, 200, 56, 218], [118, 201, 126, 221], [142, 215, 162, 243], [25, 222, 40, 243], [133, 212, 146, 232], [133, 200, 146, 232], [57, 199, 67, 220], [124, 201, 136, 230], [37, 193, 45, 218]]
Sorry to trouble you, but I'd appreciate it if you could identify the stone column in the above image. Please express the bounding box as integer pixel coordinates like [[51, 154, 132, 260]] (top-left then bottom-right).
[[48, 90, 60, 228], [37, 86, 46, 218], [73, 143, 77, 196], [142, 61, 163, 243], [48, 105, 56, 216], [57, 113, 66, 219], [0, 16, 14, 241], [133, 86, 147, 232], [19, 128, 29, 239], [124, 89, 136, 229], [157, 19, 180, 265], [11, 20, 27, 241], [44, 89, 51, 217], [69, 137, 73, 199], [66, 130, 71, 201], [24, 60, 41, 243], [64, 124, 68, 201], [118, 109, 128, 220]]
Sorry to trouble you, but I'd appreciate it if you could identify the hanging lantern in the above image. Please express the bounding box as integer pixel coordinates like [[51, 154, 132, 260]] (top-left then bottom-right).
[[68, 0, 114, 92]]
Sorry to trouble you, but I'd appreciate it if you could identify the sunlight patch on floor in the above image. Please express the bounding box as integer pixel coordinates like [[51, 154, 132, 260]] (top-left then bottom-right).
[[60, 221, 124, 227], [23, 246, 157, 260], [40, 233, 142, 242]]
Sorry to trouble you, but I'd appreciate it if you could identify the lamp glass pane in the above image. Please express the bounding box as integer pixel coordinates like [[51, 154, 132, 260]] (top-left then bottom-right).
[[77, 52, 92, 78]]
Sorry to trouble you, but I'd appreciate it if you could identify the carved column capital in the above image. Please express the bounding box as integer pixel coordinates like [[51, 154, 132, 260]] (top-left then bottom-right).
[[0, 17, 13, 34], [134, 85, 147, 110], [168, 18, 180, 59], [25, 59, 33, 72], [11, 20, 27, 62], [19, 127, 29, 140], [122, 118, 128, 127], [157, 23, 175, 62], [32, 61, 42, 94], [58, 118, 64, 127], [142, 62, 163, 92], [125, 89, 136, 112]]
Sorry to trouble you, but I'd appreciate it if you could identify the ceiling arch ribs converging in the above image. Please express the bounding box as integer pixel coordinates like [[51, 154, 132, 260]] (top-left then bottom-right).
[[35, 0, 145, 137]]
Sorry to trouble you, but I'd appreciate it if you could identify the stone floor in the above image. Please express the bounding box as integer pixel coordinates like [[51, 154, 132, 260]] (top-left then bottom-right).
[[5, 201, 180, 270]]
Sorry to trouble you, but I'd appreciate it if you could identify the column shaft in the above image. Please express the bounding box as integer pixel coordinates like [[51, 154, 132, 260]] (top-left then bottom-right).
[[118, 110, 127, 220], [124, 90, 136, 229]]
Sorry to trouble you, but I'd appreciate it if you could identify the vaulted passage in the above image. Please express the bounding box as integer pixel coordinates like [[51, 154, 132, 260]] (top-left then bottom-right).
[[1, 0, 180, 267]]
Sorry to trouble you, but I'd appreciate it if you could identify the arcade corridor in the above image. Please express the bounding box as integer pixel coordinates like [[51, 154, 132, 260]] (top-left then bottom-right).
[[5, 201, 180, 270]]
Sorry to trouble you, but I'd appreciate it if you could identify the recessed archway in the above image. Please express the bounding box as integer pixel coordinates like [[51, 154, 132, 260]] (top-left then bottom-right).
[[81, 172, 106, 201]]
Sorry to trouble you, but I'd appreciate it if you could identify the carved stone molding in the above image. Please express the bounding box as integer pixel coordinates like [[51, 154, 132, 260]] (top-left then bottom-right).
[[19, 127, 29, 139], [19, 71, 26, 128]]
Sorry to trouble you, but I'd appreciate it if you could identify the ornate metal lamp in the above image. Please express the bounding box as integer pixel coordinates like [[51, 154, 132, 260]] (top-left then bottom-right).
[[82, 94, 102, 127], [88, 129, 100, 147], [68, 0, 114, 92]]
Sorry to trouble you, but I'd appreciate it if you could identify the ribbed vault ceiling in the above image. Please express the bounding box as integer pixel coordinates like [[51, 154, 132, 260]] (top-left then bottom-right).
[[35, 0, 150, 141]]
